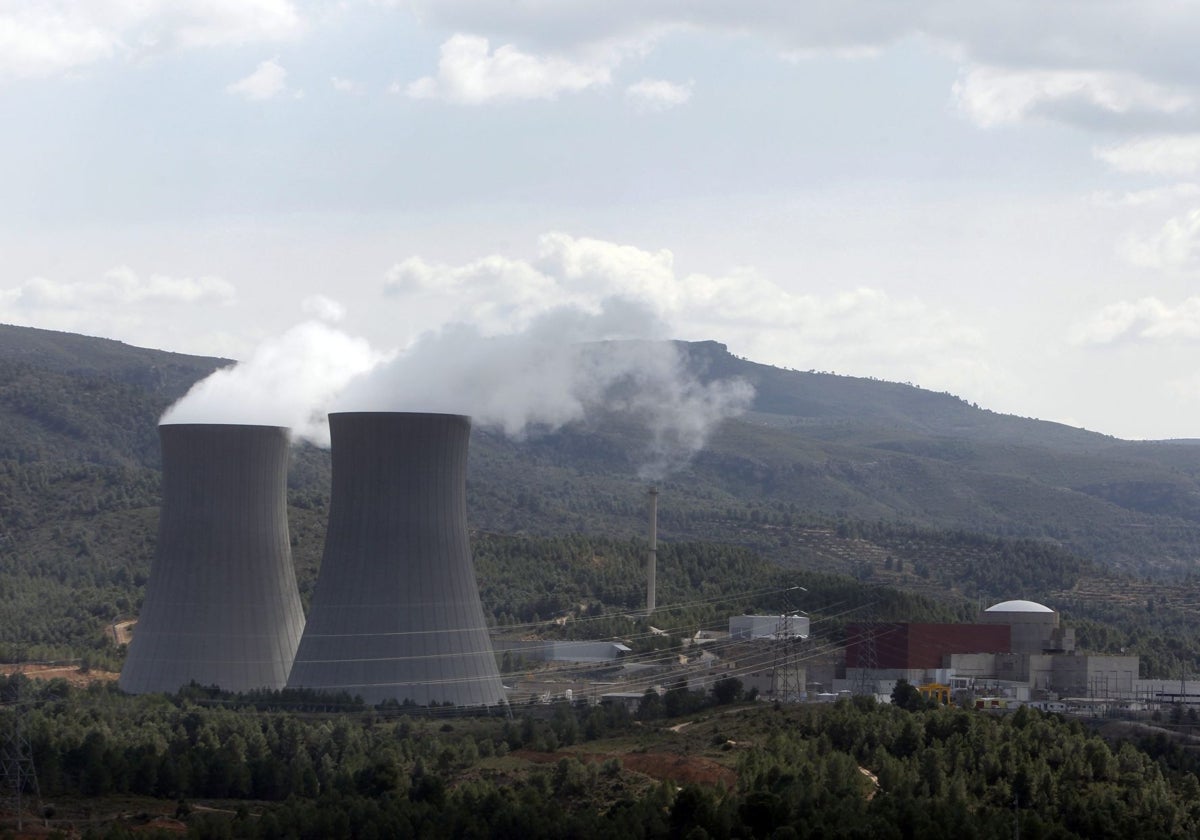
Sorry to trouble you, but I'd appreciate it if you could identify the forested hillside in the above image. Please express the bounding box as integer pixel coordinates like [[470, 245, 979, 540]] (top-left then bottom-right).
[[5, 323, 1200, 676], [10, 324, 1200, 837], [7, 675, 1200, 839]]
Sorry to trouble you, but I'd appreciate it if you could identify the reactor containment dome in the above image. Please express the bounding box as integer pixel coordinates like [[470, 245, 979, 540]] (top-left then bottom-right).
[[119, 424, 306, 694], [287, 412, 506, 707]]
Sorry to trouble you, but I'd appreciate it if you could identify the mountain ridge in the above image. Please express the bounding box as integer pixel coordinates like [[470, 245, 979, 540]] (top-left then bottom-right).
[[6, 322, 1200, 675], [5, 322, 1200, 579]]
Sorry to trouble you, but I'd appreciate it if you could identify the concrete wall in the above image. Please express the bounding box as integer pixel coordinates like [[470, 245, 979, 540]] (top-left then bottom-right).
[[120, 424, 305, 694], [287, 413, 506, 707], [981, 609, 1059, 654], [1136, 679, 1200, 704], [507, 641, 629, 663], [946, 653, 997, 679], [729, 615, 810, 640], [1015, 654, 1141, 698]]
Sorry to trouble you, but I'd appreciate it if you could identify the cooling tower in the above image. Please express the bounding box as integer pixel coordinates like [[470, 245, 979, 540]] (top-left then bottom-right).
[[119, 424, 305, 695], [286, 412, 506, 707]]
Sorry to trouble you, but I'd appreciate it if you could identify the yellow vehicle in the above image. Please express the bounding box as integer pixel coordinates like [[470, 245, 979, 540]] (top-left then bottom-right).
[[918, 682, 951, 706]]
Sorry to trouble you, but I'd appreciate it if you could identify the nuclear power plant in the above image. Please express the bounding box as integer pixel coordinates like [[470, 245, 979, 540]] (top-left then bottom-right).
[[286, 412, 506, 707], [119, 424, 306, 695], [113, 416, 1166, 714]]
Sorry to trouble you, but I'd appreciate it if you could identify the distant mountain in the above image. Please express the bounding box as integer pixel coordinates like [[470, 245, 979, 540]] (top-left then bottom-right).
[[464, 340, 1200, 577], [0, 323, 228, 396], [0, 324, 228, 466], [8, 322, 1200, 673], [683, 340, 1117, 449], [5, 324, 1200, 578]]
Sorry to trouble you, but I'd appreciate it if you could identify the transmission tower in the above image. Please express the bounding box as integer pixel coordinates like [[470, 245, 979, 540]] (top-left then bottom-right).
[[851, 593, 879, 697], [1, 579, 41, 832], [772, 612, 805, 703]]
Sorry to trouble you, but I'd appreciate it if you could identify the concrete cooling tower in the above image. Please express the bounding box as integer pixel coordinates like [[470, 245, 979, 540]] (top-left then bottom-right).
[[287, 412, 506, 707], [119, 424, 306, 695]]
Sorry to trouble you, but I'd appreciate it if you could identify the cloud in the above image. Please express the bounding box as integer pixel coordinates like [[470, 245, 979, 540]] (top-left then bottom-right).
[[417, 0, 1200, 83], [403, 1, 910, 57], [1090, 183, 1200, 208], [381, 232, 985, 390], [301, 294, 347, 323], [161, 321, 385, 443], [952, 65, 1194, 128], [2, 266, 236, 309], [227, 59, 289, 100], [404, 34, 614, 103], [403, 2, 1200, 132], [154, 0, 303, 49], [1072, 296, 1200, 345], [0, 266, 239, 354], [0, 0, 303, 80], [336, 298, 752, 478], [163, 294, 752, 478], [330, 75, 364, 96], [625, 78, 692, 111], [1095, 135, 1200, 176], [1119, 208, 1200, 271]]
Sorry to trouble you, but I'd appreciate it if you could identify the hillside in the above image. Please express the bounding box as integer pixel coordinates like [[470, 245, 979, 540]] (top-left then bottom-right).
[[5, 323, 1200, 673], [465, 342, 1200, 577], [11, 678, 1200, 839]]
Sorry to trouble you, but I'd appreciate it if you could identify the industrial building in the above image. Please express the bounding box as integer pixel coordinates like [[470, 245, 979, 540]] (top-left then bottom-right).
[[507, 640, 633, 663], [841, 599, 1140, 703], [729, 614, 810, 640], [124, 416, 1159, 713], [287, 412, 507, 708], [119, 424, 306, 694], [844, 622, 1010, 672]]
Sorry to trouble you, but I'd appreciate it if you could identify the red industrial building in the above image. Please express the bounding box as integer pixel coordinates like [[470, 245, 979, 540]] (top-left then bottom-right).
[[845, 623, 1011, 669]]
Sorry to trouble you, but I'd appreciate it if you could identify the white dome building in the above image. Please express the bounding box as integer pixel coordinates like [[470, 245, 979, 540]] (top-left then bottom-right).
[[981, 599, 1073, 654]]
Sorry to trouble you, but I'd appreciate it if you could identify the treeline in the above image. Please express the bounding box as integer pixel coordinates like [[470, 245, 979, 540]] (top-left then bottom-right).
[[473, 534, 964, 645], [9, 518, 1200, 679], [0, 356, 171, 466], [830, 520, 1093, 595], [6, 675, 1200, 838]]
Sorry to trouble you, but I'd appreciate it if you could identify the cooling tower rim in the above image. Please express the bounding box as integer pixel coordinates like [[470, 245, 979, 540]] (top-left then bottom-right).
[[329, 411, 471, 422], [158, 422, 292, 432]]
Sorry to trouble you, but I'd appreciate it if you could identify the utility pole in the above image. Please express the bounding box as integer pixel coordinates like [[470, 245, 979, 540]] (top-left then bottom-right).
[[646, 487, 658, 617]]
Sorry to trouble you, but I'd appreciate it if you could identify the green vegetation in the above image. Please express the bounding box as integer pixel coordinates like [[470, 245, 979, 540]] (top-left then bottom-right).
[[10, 326, 1200, 834], [6, 675, 1200, 838]]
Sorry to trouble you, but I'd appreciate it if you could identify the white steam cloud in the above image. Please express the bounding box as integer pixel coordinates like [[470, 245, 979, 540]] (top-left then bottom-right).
[[336, 298, 754, 478], [160, 320, 384, 444], [162, 297, 753, 479]]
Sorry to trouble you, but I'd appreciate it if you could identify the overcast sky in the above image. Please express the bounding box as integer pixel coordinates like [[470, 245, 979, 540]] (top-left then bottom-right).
[[4, 1, 1200, 439]]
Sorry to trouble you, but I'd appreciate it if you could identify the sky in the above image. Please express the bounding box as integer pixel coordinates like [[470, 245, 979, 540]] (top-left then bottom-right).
[[4, 2, 1200, 440]]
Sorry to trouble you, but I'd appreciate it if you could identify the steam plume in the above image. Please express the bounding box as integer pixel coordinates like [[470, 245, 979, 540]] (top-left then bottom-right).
[[163, 297, 752, 477], [160, 320, 383, 444]]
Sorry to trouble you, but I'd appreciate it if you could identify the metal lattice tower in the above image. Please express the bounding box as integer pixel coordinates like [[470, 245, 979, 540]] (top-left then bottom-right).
[[772, 613, 805, 703], [851, 593, 879, 697], [2, 651, 41, 831]]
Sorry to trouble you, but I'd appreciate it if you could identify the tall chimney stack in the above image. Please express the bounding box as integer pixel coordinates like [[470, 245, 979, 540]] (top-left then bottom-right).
[[647, 486, 658, 616]]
